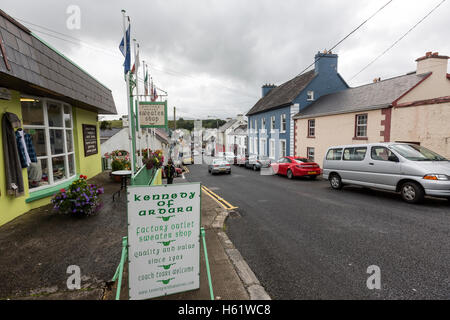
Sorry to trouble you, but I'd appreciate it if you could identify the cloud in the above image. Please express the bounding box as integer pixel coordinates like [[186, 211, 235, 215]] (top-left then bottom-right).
[[1, 0, 449, 119]]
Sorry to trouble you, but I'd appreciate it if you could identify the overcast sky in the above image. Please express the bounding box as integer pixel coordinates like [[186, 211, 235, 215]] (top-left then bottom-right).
[[2, 0, 449, 119]]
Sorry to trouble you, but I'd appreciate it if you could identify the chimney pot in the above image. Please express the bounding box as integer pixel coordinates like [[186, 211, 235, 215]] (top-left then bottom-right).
[[426, 51, 432, 57], [433, 52, 439, 56]]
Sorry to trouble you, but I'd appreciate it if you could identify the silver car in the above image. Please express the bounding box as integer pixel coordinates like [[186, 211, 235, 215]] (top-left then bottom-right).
[[323, 143, 450, 203], [208, 158, 231, 175]]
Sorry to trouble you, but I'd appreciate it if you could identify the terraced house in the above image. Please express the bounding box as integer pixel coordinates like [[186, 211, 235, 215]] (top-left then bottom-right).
[[246, 51, 348, 160], [294, 51, 450, 163], [0, 10, 116, 226]]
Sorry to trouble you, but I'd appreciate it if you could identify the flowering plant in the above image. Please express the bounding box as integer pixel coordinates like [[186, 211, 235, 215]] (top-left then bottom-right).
[[145, 150, 164, 169], [107, 150, 131, 171], [51, 175, 104, 216]]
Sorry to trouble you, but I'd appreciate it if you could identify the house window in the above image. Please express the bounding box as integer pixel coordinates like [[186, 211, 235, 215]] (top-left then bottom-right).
[[307, 147, 315, 161], [260, 138, 267, 156], [280, 140, 286, 157], [307, 91, 314, 101], [261, 118, 266, 131], [21, 97, 76, 191], [254, 120, 257, 132], [270, 116, 276, 131], [308, 119, 315, 137], [254, 137, 257, 154], [280, 114, 286, 133], [355, 114, 368, 138], [269, 139, 275, 158]]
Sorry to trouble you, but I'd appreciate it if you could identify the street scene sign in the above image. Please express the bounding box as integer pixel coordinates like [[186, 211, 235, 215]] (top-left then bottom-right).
[[138, 101, 168, 128], [127, 183, 201, 300]]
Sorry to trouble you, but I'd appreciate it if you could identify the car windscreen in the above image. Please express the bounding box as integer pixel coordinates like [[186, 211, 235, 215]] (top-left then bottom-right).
[[293, 158, 314, 163], [213, 160, 228, 165], [390, 144, 448, 161]]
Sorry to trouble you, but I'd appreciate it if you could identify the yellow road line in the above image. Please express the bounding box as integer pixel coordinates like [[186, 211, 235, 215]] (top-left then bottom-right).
[[201, 185, 239, 210]]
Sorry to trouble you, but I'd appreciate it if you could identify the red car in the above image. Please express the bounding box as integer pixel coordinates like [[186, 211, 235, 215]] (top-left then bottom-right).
[[271, 156, 321, 179]]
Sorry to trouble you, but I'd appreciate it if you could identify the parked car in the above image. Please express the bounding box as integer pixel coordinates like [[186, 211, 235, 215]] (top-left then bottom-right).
[[217, 152, 235, 163], [323, 143, 450, 203], [182, 155, 193, 165], [244, 154, 272, 171], [271, 156, 321, 179], [208, 158, 231, 175]]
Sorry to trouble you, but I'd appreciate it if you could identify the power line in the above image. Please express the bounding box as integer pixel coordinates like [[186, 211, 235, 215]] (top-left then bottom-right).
[[349, 0, 447, 82], [15, 16, 259, 100], [296, 0, 394, 77]]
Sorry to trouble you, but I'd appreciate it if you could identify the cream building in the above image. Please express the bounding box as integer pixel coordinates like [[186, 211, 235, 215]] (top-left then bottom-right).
[[294, 52, 450, 164]]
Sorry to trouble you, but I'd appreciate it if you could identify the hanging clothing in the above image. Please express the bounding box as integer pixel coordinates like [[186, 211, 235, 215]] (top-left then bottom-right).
[[2, 112, 24, 197], [16, 130, 36, 168]]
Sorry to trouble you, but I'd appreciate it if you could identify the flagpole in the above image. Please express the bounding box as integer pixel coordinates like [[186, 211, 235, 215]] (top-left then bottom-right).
[[121, 10, 135, 177], [133, 40, 142, 168]]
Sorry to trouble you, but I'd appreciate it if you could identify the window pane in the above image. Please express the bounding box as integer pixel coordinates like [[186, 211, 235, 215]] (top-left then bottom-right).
[[21, 99, 44, 126], [24, 128, 46, 157], [47, 102, 63, 127], [66, 130, 73, 153], [68, 153, 75, 176], [64, 105, 72, 128], [28, 158, 49, 189], [50, 129, 65, 155], [52, 156, 66, 182]]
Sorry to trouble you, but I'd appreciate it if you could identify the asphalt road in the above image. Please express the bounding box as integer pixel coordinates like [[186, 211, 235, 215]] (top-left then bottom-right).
[[186, 160, 450, 300]]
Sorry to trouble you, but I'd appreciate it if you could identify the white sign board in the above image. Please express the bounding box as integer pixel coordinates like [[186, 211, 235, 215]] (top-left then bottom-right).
[[127, 183, 201, 300]]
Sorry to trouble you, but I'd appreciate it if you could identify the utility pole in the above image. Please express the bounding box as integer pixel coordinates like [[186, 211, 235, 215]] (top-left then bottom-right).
[[174, 106, 176, 130]]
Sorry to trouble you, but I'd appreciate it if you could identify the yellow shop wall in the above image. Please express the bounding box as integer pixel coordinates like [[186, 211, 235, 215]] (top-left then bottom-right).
[[0, 91, 102, 226], [73, 107, 102, 179]]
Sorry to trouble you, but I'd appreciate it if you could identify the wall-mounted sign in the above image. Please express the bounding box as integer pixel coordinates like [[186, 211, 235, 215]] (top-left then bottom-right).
[[82, 124, 98, 157], [138, 101, 168, 128], [127, 183, 201, 300]]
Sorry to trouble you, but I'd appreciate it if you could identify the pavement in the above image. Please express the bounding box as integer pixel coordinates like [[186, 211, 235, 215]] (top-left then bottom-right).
[[187, 161, 450, 300], [0, 170, 268, 300]]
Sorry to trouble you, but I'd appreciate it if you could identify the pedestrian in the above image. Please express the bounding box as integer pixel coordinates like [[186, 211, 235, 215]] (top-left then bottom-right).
[[164, 159, 176, 185]]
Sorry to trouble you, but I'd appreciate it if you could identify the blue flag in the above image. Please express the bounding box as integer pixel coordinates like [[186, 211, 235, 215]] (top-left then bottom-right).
[[119, 23, 131, 74]]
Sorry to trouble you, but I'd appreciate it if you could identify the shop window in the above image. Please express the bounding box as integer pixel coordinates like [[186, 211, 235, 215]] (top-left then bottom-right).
[[21, 97, 76, 190]]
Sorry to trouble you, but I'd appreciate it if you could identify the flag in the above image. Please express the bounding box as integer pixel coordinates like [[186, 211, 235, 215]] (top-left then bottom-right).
[[144, 65, 149, 96], [119, 20, 131, 74], [154, 86, 158, 101]]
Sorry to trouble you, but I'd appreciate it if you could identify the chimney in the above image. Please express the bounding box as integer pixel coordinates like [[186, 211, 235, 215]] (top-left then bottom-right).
[[262, 84, 276, 97], [314, 51, 338, 75], [416, 51, 449, 78]]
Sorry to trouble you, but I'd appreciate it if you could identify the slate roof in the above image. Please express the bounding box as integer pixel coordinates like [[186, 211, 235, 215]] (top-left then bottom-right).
[[0, 9, 116, 114], [246, 70, 317, 116], [294, 72, 430, 119], [100, 128, 122, 139], [219, 119, 238, 132]]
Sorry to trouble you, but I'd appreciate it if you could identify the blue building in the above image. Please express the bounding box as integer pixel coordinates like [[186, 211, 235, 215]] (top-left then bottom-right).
[[246, 51, 348, 160]]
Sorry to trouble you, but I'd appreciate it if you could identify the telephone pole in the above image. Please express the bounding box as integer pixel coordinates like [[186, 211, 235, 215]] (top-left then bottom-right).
[[173, 106, 176, 130]]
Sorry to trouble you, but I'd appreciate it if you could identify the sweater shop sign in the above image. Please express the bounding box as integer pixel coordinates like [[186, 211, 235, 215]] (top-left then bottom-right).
[[82, 124, 98, 157], [127, 183, 201, 300], [138, 101, 168, 128]]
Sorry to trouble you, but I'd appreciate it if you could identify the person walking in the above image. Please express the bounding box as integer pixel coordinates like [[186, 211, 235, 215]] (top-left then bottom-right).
[[164, 159, 176, 185]]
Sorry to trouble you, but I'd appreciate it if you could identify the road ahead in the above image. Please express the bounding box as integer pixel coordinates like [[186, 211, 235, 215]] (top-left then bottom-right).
[[185, 161, 450, 299]]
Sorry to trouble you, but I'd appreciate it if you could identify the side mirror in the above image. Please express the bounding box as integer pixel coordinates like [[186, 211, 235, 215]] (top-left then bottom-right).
[[388, 155, 399, 162]]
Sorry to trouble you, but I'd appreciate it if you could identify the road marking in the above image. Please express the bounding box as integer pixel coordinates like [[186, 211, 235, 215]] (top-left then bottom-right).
[[201, 185, 239, 210], [183, 166, 190, 173]]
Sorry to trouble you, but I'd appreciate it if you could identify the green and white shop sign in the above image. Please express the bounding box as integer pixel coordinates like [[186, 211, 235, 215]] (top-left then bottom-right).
[[138, 101, 168, 128], [127, 183, 201, 300]]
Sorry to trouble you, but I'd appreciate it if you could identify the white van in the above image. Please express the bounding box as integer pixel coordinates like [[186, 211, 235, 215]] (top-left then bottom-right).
[[323, 143, 450, 203]]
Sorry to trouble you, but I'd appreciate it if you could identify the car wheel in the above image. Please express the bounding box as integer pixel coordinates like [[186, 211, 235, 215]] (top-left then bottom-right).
[[329, 174, 343, 190], [400, 181, 424, 204], [287, 169, 294, 180]]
